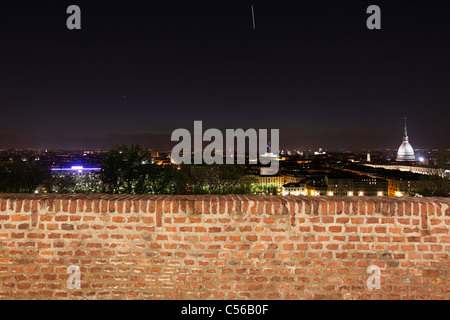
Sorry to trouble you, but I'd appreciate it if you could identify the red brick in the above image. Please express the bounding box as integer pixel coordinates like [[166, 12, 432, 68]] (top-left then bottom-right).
[[0, 194, 446, 300]]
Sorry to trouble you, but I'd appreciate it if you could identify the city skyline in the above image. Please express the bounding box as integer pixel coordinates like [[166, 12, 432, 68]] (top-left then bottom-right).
[[1, 1, 449, 150]]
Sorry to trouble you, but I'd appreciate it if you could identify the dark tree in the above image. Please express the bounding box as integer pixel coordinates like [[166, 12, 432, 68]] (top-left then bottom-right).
[[173, 164, 255, 195], [433, 150, 450, 170], [101, 145, 149, 194], [0, 163, 47, 193], [416, 177, 450, 197], [134, 164, 174, 195], [101, 146, 255, 195]]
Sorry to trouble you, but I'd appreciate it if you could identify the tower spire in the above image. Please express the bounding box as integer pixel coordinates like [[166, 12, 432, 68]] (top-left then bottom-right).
[[403, 117, 408, 140], [397, 116, 415, 161]]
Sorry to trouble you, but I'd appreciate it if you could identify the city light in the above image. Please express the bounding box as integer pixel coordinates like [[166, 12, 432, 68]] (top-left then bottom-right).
[[327, 191, 334, 196], [348, 191, 354, 196], [377, 191, 384, 197], [51, 166, 101, 172], [395, 191, 404, 197], [358, 191, 364, 196]]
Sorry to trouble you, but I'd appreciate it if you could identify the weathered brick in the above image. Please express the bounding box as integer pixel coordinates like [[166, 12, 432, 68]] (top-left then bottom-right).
[[0, 194, 446, 300]]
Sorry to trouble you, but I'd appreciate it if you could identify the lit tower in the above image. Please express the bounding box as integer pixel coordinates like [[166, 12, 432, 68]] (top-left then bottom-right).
[[396, 117, 415, 161]]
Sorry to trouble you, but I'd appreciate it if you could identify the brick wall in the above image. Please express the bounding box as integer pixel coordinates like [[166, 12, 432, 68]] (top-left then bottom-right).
[[0, 194, 449, 300]]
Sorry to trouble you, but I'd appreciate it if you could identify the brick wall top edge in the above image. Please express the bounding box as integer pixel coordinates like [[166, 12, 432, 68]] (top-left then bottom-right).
[[0, 193, 448, 204]]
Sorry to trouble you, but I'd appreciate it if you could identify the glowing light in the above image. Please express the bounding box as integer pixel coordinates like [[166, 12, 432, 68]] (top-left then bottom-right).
[[395, 191, 403, 197], [51, 166, 101, 172], [327, 191, 334, 196], [418, 157, 425, 162], [358, 191, 364, 197], [377, 191, 384, 197], [348, 191, 354, 197]]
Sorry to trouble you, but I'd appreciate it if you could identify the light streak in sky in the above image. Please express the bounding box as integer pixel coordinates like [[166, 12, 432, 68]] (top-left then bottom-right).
[[251, 5, 256, 30]]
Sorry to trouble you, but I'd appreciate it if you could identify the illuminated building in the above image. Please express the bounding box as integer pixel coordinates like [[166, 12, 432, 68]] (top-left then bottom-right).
[[281, 182, 306, 196], [346, 164, 440, 197], [325, 174, 353, 197], [306, 185, 327, 196], [364, 164, 446, 178], [314, 148, 326, 155], [256, 175, 284, 188], [281, 173, 305, 184], [396, 117, 416, 161], [51, 166, 102, 193], [324, 172, 388, 197], [150, 150, 160, 158], [51, 165, 101, 175]]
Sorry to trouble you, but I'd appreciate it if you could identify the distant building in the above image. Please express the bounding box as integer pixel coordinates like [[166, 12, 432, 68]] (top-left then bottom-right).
[[397, 117, 416, 161], [249, 174, 284, 188], [51, 166, 102, 193], [314, 148, 326, 156], [282, 182, 306, 196], [306, 183, 328, 196], [281, 173, 305, 184], [325, 174, 354, 197], [324, 172, 388, 197], [352, 176, 389, 197], [259, 175, 284, 188], [386, 177, 428, 197], [364, 164, 447, 178], [344, 164, 446, 197], [150, 150, 160, 158]]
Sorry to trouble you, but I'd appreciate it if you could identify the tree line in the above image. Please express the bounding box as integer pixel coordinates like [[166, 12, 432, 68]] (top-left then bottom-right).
[[1, 146, 449, 196], [0, 163, 47, 193], [100, 145, 255, 195], [0, 146, 255, 195]]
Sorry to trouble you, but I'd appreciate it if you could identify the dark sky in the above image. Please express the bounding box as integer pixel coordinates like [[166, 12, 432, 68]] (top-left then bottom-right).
[[1, 0, 449, 150]]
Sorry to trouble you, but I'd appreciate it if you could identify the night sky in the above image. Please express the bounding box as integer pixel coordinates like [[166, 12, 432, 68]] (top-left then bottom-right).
[[1, 0, 449, 150]]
